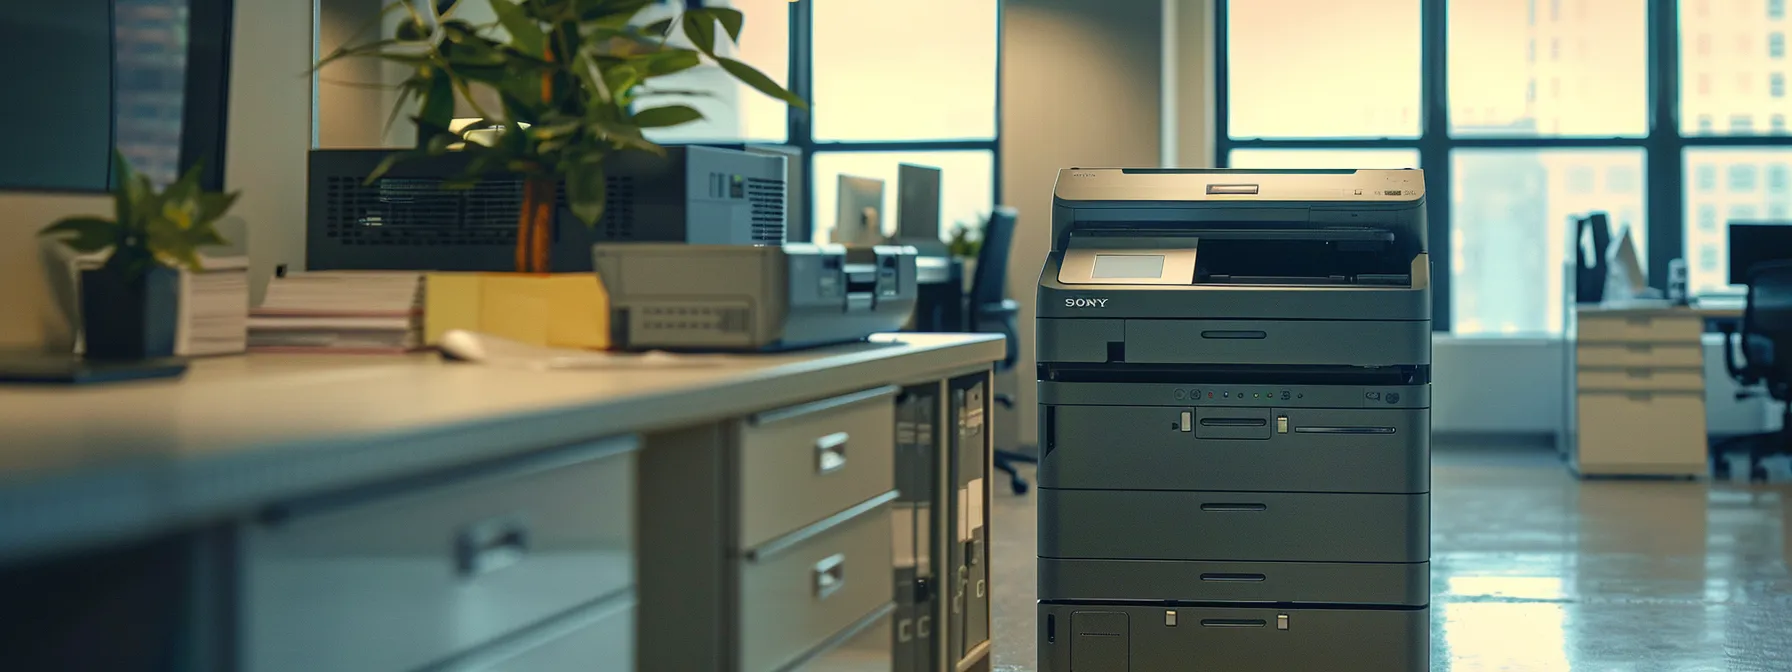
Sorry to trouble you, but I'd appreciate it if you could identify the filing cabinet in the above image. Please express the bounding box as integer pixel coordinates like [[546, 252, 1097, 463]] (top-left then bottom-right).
[[1569, 308, 1709, 477], [244, 436, 640, 672]]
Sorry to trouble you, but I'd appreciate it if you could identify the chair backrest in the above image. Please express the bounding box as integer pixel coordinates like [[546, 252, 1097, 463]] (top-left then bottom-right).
[[970, 206, 1019, 370], [1743, 260, 1792, 390], [970, 206, 1018, 309]]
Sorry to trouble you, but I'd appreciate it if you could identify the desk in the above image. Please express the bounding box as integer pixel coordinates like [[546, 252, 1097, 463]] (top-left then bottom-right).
[[1563, 304, 1714, 477], [0, 333, 1003, 672]]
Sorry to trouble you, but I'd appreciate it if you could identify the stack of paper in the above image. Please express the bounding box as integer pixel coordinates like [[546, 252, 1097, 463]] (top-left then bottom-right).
[[180, 255, 251, 356], [249, 271, 425, 354]]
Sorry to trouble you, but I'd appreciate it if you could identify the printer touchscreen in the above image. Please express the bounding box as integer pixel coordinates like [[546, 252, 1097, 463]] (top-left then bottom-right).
[[1090, 254, 1166, 279]]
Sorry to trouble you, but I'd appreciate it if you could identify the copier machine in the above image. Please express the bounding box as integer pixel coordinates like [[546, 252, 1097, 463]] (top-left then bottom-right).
[[1035, 168, 1431, 671]]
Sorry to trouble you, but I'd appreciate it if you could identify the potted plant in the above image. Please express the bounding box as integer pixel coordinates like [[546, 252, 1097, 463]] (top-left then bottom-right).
[[39, 152, 239, 360], [318, 0, 804, 273]]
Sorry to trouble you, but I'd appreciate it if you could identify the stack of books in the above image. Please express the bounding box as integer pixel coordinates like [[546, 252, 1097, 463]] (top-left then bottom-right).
[[248, 271, 426, 354]]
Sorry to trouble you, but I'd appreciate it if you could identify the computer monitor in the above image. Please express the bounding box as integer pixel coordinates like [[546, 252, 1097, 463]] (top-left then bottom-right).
[[1574, 213, 1612, 304], [0, 0, 235, 191], [896, 163, 943, 250], [834, 175, 885, 245], [1728, 222, 1792, 285]]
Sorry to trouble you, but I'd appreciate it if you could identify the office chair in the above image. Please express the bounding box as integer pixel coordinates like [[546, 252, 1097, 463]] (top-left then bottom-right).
[[967, 207, 1034, 494], [1715, 260, 1792, 482]]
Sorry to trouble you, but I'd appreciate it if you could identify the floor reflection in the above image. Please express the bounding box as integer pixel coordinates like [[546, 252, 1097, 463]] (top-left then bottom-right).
[[990, 443, 1792, 671]]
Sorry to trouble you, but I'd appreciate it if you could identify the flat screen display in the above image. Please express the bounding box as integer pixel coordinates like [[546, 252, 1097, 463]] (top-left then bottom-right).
[[1092, 254, 1166, 279]]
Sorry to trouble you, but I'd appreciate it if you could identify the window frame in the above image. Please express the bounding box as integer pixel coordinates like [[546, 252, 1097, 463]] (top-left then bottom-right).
[[779, 0, 1004, 242], [1212, 0, 1792, 333]]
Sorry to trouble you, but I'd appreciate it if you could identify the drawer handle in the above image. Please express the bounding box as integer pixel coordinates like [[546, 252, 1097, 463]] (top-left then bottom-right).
[[1200, 418, 1268, 427], [1626, 368, 1652, 379], [816, 432, 849, 474], [1201, 503, 1267, 512], [1201, 573, 1268, 582], [1626, 317, 1651, 327], [814, 553, 847, 599], [899, 619, 915, 642], [1626, 344, 1653, 353], [918, 615, 932, 637], [1628, 392, 1653, 402], [454, 517, 530, 579], [1201, 618, 1267, 628]]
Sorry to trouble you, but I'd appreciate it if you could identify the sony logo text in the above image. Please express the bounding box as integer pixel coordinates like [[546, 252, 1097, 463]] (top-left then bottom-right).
[[1065, 297, 1109, 308]]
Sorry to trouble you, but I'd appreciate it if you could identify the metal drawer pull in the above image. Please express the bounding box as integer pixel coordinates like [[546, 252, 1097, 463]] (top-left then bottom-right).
[[1294, 426, 1396, 435], [1200, 418, 1267, 427], [1626, 344, 1653, 353], [1200, 503, 1267, 512], [1626, 368, 1652, 378], [455, 517, 531, 579], [1201, 619, 1267, 628], [814, 553, 847, 599], [1201, 573, 1267, 582], [918, 616, 932, 637], [815, 432, 849, 474], [898, 619, 915, 642]]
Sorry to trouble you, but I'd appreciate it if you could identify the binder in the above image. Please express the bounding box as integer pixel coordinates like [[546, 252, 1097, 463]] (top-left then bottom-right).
[[893, 389, 922, 672], [959, 379, 991, 654], [947, 385, 968, 663], [915, 384, 939, 670]]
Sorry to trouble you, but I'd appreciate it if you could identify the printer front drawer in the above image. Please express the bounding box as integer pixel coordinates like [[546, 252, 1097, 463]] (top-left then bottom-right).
[[1038, 489, 1429, 564], [1040, 405, 1429, 494], [1122, 319, 1429, 367]]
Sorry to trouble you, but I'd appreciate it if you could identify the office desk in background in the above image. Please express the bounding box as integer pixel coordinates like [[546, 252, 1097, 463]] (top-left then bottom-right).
[[0, 333, 1003, 672], [1561, 302, 1745, 478], [911, 255, 967, 333]]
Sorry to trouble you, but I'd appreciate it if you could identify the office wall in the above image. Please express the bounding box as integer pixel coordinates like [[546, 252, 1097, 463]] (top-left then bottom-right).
[[1001, 0, 1168, 446], [0, 1, 313, 352]]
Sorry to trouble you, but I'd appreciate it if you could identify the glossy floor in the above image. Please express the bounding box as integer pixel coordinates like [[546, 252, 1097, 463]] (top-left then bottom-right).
[[989, 443, 1792, 671]]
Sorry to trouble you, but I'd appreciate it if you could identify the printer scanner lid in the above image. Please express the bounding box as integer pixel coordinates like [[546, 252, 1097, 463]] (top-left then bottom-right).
[[1049, 168, 1427, 288]]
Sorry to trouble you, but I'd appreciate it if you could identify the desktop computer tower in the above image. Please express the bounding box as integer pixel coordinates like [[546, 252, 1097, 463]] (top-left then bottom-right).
[[306, 145, 787, 272]]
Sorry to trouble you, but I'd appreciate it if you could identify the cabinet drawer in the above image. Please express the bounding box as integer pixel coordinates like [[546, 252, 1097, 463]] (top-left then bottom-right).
[[1577, 313, 1701, 343], [1576, 343, 1702, 367], [437, 591, 635, 671], [792, 606, 896, 671], [1577, 367, 1704, 392], [1577, 391, 1708, 470], [740, 499, 896, 672], [242, 438, 637, 672], [739, 386, 898, 551]]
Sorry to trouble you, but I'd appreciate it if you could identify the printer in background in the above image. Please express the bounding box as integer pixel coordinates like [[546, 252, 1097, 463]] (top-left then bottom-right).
[[1034, 168, 1432, 671]]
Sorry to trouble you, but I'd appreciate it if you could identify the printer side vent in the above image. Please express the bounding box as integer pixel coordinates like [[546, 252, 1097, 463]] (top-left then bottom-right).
[[636, 303, 752, 338], [561, 176, 639, 241], [324, 177, 521, 246], [746, 177, 786, 243]]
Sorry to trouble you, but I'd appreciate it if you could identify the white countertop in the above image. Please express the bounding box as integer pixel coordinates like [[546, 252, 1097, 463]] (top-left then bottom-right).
[[0, 332, 1003, 563]]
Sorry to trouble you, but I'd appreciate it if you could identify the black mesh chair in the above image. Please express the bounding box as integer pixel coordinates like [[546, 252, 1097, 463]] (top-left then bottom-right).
[[1715, 260, 1792, 481], [967, 208, 1034, 494]]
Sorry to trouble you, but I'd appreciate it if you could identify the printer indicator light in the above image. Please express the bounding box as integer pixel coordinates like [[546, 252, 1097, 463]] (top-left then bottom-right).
[[1384, 189, 1403, 196]]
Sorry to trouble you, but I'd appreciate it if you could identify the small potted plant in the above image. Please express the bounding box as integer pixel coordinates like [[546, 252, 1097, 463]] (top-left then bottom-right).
[[319, 0, 804, 272], [39, 152, 239, 360]]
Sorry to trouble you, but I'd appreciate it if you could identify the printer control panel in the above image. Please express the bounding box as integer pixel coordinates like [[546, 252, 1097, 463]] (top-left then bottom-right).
[[1158, 385, 1426, 409]]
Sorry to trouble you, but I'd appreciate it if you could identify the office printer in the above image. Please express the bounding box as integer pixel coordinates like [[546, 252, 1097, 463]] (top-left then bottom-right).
[[593, 243, 917, 352], [1035, 168, 1432, 672]]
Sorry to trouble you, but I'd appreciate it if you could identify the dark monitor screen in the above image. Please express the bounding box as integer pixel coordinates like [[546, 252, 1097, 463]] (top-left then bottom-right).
[[0, 0, 232, 192], [1728, 221, 1792, 285]]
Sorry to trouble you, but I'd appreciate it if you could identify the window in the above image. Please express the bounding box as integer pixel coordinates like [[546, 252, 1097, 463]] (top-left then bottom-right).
[[639, 0, 790, 144], [809, 151, 995, 244], [810, 0, 998, 141], [1683, 2, 1792, 134], [1226, 0, 1420, 138], [1451, 149, 1646, 335], [1227, 148, 1421, 170], [1218, 0, 1792, 334], [1684, 149, 1792, 294]]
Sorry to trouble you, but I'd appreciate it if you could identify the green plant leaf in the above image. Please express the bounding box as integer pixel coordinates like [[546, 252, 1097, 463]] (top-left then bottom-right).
[[715, 56, 806, 108], [196, 191, 240, 225], [642, 17, 674, 37], [366, 149, 424, 184], [636, 48, 699, 77], [111, 150, 140, 228], [631, 104, 702, 128], [487, 0, 545, 55], [417, 68, 456, 139], [40, 217, 118, 253], [703, 7, 744, 44], [565, 158, 607, 226], [576, 0, 654, 23], [680, 10, 717, 57]]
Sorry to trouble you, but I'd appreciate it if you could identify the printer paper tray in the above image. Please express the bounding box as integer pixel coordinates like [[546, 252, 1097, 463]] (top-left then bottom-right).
[[1039, 558, 1429, 606], [1037, 603, 1429, 672]]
